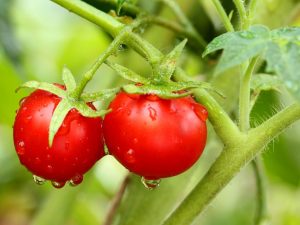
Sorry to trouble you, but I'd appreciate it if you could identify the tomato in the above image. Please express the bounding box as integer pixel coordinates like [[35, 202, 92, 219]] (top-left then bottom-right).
[[13, 87, 105, 188], [103, 92, 208, 181]]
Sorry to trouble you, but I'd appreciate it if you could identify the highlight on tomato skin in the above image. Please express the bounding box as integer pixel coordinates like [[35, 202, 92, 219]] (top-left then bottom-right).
[[13, 87, 105, 188], [103, 91, 208, 184]]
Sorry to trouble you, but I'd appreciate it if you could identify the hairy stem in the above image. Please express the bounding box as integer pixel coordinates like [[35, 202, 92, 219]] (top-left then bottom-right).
[[247, 0, 258, 24], [239, 57, 258, 132], [233, 0, 248, 29], [211, 0, 235, 32], [51, 0, 124, 36]]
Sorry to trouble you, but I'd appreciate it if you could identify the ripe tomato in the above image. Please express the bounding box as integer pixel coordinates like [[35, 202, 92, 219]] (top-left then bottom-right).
[[103, 92, 208, 181], [13, 87, 105, 188]]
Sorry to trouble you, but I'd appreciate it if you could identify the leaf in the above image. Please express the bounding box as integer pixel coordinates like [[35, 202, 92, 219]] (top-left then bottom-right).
[[73, 101, 110, 117], [158, 39, 187, 80], [263, 41, 300, 97], [80, 87, 120, 101], [251, 74, 282, 92], [49, 99, 72, 146], [105, 60, 150, 84], [62, 66, 76, 92], [203, 25, 270, 74], [17, 81, 66, 98]]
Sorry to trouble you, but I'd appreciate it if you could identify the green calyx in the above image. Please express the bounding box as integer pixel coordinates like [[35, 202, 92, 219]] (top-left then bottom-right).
[[17, 66, 118, 147], [106, 39, 215, 99]]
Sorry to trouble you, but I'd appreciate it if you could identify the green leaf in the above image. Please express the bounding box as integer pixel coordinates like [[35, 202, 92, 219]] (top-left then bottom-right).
[[73, 101, 110, 117], [203, 25, 270, 74], [105, 60, 150, 84], [263, 41, 300, 97], [80, 87, 120, 102], [17, 81, 66, 98], [158, 39, 187, 80], [49, 99, 72, 146], [251, 74, 282, 92], [62, 66, 76, 92]]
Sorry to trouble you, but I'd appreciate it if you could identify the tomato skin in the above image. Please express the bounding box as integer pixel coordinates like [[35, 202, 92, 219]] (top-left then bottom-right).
[[103, 92, 207, 180], [13, 88, 105, 184]]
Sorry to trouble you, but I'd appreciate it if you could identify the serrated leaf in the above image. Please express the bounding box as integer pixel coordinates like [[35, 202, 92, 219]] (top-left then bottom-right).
[[49, 99, 72, 146], [251, 74, 282, 92], [263, 41, 300, 97], [105, 60, 150, 84], [158, 39, 187, 80], [62, 66, 76, 92], [80, 87, 120, 102], [203, 25, 270, 74], [73, 101, 110, 117], [17, 81, 66, 98]]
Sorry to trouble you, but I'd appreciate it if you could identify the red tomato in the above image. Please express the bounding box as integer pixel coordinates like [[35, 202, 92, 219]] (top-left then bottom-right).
[[103, 92, 208, 181], [13, 87, 105, 188]]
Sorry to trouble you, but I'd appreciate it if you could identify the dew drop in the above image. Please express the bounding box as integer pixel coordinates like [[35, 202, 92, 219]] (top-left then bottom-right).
[[22, 106, 28, 112], [69, 174, 83, 187], [133, 138, 138, 144], [141, 177, 161, 190], [51, 181, 65, 189], [65, 141, 70, 150], [239, 31, 255, 39], [33, 175, 46, 185], [46, 165, 54, 174], [34, 157, 41, 165], [25, 115, 32, 123], [148, 107, 157, 121], [46, 154, 52, 161], [193, 104, 208, 121], [124, 149, 136, 164], [17, 141, 25, 155], [127, 109, 132, 116]]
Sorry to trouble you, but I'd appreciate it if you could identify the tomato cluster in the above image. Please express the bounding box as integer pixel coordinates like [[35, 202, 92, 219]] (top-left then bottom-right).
[[13, 88, 208, 188]]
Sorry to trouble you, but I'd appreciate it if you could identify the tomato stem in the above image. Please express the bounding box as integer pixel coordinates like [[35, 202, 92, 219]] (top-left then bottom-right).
[[211, 0, 235, 32]]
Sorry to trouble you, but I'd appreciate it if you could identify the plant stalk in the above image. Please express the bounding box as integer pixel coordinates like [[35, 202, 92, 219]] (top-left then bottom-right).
[[211, 0, 235, 32]]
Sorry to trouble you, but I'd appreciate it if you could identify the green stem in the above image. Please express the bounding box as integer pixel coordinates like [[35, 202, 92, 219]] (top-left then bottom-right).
[[239, 57, 258, 132], [211, 0, 235, 32], [51, 0, 124, 36], [144, 16, 207, 48], [247, 0, 258, 25], [160, 0, 207, 48], [251, 158, 268, 225], [71, 32, 125, 99], [233, 0, 248, 29]]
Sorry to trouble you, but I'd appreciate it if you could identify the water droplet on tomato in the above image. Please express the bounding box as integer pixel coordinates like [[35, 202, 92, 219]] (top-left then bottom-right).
[[46, 165, 54, 174], [133, 138, 138, 144], [51, 181, 65, 189], [59, 122, 70, 135], [19, 97, 27, 106], [69, 174, 83, 187], [127, 109, 132, 116], [148, 107, 157, 121], [17, 141, 25, 155], [124, 149, 136, 164], [46, 154, 52, 161], [25, 115, 32, 123], [141, 177, 161, 190], [193, 104, 208, 121], [34, 157, 41, 165], [22, 106, 28, 112], [65, 141, 70, 150], [33, 175, 46, 185]]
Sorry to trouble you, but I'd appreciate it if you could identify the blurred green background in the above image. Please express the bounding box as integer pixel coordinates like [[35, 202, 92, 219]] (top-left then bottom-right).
[[0, 0, 300, 225]]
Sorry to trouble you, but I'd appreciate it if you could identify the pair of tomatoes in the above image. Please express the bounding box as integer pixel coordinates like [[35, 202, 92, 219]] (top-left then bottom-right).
[[13, 87, 208, 188]]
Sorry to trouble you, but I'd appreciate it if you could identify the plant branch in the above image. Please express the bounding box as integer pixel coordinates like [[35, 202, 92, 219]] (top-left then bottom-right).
[[160, 0, 207, 48], [251, 158, 268, 225], [211, 0, 235, 32], [51, 0, 124, 36], [143, 16, 206, 48], [247, 0, 258, 25], [233, 0, 248, 29], [103, 175, 131, 225], [239, 57, 258, 132]]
